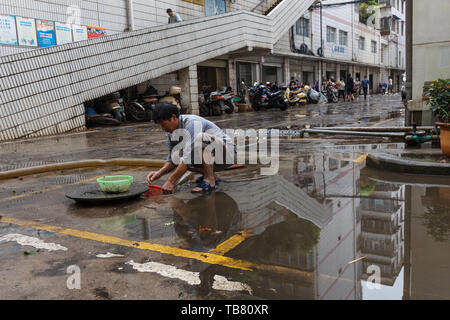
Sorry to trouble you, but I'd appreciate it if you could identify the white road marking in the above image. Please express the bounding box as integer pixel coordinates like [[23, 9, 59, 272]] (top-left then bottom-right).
[[96, 252, 125, 258], [126, 260, 252, 294], [0, 234, 68, 252]]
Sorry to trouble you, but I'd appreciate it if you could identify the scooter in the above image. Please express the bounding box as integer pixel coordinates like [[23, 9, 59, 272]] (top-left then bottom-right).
[[323, 82, 338, 103], [219, 87, 236, 114], [141, 85, 184, 113], [199, 90, 228, 116], [285, 87, 308, 106]]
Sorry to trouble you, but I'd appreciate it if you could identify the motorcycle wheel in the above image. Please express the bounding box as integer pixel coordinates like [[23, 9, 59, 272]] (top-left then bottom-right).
[[199, 104, 209, 117], [212, 103, 223, 116], [126, 101, 146, 121], [225, 101, 234, 114], [279, 101, 288, 111]]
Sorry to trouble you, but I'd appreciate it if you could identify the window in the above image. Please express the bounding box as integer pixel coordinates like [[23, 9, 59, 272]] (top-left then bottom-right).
[[401, 21, 404, 36], [381, 47, 384, 63], [327, 26, 336, 43], [296, 18, 309, 37], [358, 37, 365, 50], [371, 41, 377, 53], [339, 30, 348, 46]]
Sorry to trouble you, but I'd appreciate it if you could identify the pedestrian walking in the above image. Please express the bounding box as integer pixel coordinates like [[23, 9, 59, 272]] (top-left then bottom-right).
[[361, 75, 370, 100], [382, 81, 387, 95], [167, 8, 183, 24], [345, 74, 354, 101]]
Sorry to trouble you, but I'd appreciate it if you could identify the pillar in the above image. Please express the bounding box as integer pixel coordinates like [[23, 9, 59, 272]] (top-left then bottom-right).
[[284, 56, 290, 85], [179, 65, 199, 115], [228, 59, 237, 91]]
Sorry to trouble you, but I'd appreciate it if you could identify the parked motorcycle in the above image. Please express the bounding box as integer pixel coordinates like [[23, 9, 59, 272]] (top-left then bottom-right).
[[303, 85, 328, 104], [250, 83, 288, 111], [285, 87, 308, 106], [323, 82, 338, 103], [199, 90, 229, 117], [141, 85, 184, 114], [219, 87, 236, 114]]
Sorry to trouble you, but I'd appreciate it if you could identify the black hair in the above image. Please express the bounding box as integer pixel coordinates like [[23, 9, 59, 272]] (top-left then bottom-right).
[[166, 8, 172, 13], [153, 102, 180, 123]]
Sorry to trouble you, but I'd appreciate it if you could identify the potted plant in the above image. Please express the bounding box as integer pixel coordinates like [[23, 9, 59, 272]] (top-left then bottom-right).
[[423, 79, 450, 157]]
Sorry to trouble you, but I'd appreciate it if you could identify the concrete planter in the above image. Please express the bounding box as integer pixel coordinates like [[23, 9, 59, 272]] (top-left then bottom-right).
[[437, 122, 450, 158]]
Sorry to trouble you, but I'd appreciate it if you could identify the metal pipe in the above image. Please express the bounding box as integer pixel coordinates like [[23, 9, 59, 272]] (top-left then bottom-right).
[[312, 126, 436, 132], [126, 0, 135, 31], [303, 129, 406, 138]]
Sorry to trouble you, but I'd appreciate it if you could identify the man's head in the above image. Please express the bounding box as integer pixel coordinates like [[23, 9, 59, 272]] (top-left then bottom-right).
[[364, 75, 368, 79], [167, 8, 173, 16], [153, 102, 180, 133]]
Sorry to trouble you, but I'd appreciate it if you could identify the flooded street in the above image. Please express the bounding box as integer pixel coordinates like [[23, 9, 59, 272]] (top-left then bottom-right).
[[0, 95, 449, 300]]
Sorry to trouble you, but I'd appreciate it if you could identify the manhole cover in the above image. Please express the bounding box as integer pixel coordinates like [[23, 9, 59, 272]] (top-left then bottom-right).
[[66, 183, 149, 204]]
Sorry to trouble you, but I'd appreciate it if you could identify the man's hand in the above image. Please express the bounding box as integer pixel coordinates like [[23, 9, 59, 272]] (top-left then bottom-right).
[[162, 180, 175, 194], [147, 171, 162, 184]]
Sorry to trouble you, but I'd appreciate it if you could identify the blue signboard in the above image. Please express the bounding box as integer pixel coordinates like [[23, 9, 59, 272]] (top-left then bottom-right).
[[36, 20, 56, 47]]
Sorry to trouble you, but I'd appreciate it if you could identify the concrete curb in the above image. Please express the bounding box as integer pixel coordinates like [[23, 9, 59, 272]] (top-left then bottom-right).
[[366, 153, 450, 176], [0, 159, 166, 180]]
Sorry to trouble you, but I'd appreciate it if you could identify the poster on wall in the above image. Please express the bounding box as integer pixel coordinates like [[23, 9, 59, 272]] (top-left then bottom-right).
[[72, 25, 88, 42], [36, 20, 56, 47], [55, 22, 72, 45], [16, 16, 37, 47], [0, 14, 18, 45], [87, 26, 107, 39]]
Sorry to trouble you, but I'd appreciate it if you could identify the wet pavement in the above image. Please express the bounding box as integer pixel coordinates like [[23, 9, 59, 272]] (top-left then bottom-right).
[[0, 94, 449, 300]]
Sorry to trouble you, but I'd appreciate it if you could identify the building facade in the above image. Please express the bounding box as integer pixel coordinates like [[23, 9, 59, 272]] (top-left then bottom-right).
[[0, 0, 406, 141]]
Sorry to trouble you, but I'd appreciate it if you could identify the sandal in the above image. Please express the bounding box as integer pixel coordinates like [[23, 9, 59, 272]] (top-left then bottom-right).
[[195, 176, 222, 185], [191, 181, 218, 194]]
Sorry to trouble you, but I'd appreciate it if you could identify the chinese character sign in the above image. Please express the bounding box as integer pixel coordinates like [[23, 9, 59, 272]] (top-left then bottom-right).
[[0, 14, 18, 45], [16, 16, 37, 47], [37, 20, 56, 47]]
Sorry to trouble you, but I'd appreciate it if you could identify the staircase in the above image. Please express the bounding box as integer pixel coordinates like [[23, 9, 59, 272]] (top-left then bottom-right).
[[0, 0, 317, 141]]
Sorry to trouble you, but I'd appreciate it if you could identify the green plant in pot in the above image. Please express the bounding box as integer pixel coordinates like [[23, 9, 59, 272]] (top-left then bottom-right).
[[423, 79, 450, 157]]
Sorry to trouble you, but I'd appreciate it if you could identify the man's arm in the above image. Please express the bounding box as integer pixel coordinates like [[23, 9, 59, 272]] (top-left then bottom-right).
[[162, 162, 188, 194]]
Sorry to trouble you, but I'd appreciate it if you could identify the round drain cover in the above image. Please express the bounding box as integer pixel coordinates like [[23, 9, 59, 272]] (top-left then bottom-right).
[[66, 183, 149, 204]]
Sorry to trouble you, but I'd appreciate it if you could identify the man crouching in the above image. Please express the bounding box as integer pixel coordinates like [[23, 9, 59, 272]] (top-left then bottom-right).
[[147, 103, 238, 194]]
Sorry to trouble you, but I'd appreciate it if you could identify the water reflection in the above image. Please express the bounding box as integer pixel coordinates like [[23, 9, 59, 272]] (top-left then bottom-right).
[[188, 151, 449, 300]]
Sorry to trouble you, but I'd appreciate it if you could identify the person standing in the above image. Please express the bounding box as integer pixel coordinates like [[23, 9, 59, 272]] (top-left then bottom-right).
[[167, 8, 183, 24], [388, 76, 393, 94], [354, 78, 361, 100], [345, 74, 354, 102], [361, 75, 370, 100]]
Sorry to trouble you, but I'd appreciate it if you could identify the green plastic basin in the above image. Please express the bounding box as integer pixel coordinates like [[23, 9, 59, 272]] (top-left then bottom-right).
[[97, 175, 134, 194]]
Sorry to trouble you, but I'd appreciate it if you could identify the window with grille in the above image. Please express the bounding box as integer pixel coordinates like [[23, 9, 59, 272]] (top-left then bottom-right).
[[296, 18, 310, 37], [339, 30, 348, 46], [327, 26, 336, 43], [358, 37, 365, 50]]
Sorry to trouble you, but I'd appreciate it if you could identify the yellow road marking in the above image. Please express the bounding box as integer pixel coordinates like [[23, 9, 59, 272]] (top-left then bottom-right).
[[352, 154, 369, 163], [0, 216, 256, 272], [209, 230, 251, 255], [0, 167, 145, 203]]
